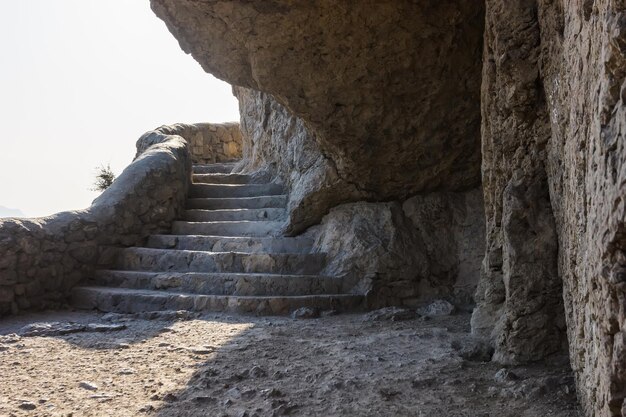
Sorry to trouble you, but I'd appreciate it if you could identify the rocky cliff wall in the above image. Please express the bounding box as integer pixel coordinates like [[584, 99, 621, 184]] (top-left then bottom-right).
[[0, 127, 192, 316], [151, 1, 626, 415], [149, 1, 486, 310], [308, 191, 485, 309], [472, 1, 626, 416], [152, 0, 485, 205], [234, 87, 364, 233], [234, 87, 485, 307]]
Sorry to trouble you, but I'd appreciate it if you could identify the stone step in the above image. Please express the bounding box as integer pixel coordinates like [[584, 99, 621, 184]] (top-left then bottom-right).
[[189, 183, 283, 198], [193, 163, 236, 174], [92, 270, 343, 296], [172, 220, 283, 237], [71, 286, 364, 316], [187, 195, 287, 210], [116, 247, 325, 275], [146, 235, 315, 254], [193, 173, 252, 184], [183, 208, 286, 222]]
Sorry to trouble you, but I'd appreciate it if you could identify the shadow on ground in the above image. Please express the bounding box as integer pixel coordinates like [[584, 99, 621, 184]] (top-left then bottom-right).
[[0, 309, 581, 417]]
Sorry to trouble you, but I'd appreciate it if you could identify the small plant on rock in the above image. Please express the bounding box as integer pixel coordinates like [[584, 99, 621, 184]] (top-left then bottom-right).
[[92, 164, 116, 192]]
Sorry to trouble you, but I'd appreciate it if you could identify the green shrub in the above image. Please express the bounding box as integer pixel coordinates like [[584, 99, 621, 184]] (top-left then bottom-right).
[[92, 164, 116, 192]]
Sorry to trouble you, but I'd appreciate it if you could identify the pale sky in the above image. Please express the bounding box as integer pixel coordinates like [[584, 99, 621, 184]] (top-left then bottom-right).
[[0, 0, 239, 217]]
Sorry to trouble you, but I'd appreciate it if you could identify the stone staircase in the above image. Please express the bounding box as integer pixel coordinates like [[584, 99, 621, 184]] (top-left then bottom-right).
[[71, 162, 363, 315]]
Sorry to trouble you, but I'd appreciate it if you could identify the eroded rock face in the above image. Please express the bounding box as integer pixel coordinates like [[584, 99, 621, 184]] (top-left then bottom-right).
[[150, 1, 626, 415], [403, 189, 485, 308], [234, 87, 363, 232], [234, 82, 486, 306], [473, 1, 626, 415], [308, 191, 484, 308], [151, 0, 484, 202]]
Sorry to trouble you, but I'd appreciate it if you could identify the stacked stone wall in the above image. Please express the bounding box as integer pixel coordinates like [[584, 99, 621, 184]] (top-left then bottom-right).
[[152, 122, 242, 164], [0, 127, 193, 316]]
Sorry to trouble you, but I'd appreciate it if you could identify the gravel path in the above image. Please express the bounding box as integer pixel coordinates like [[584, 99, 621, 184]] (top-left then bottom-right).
[[0, 309, 581, 417]]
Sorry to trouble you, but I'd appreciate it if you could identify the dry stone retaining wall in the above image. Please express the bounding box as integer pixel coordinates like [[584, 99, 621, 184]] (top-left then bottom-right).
[[150, 122, 242, 164], [0, 127, 192, 316]]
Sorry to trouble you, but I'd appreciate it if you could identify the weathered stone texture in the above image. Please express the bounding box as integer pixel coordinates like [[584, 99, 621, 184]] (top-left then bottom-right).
[[152, 0, 484, 202], [0, 128, 192, 316], [234, 85, 486, 307], [403, 189, 486, 308], [146, 122, 242, 164], [148, 1, 626, 415], [234, 87, 363, 233], [307, 190, 485, 309], [472, 1, 626, 416], [471, 0, 566, 367]]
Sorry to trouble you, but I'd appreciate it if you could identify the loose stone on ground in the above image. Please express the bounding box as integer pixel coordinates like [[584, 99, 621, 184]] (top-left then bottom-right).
[[0, 310, 580, 417]]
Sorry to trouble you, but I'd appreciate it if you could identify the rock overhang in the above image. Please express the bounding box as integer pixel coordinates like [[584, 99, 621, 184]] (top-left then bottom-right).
[[150, 0, 485, 198]]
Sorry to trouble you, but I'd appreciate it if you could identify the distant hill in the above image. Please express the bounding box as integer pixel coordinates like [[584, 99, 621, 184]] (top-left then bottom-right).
[[0, 206, 24, 218]]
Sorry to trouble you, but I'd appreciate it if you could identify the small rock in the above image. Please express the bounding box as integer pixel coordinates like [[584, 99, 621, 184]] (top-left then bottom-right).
[[79, 381, 98, 391], [264, 388, 284, 398], [102, 313, 125, 322], [18, 401, 36, 410], [192, 395, 215, 403], [327, 379, 344, 390], [94, 341, 130, 350], [417, 299, 455, 317], [291, 307, 320, 319], [249, 365, 267, 378], [241, 389, 257, 400], [451, 338, 494, 362], [494, 368, 519, 383], [163, 393, 178, 402], [19, 322, 85, 337], [379, 387, 400, 400], [89, 394, 112, 402], [321, 309, 339, 317], [190, 346, 215, 355], [118, 368, 136, 375], [0, 334, 21, 343], [272, 403, 298, 416], [364, 307, 416, 321], [138, 404, 155, 413], [84, 323, 127, 332], [226, 387, 242, 399]]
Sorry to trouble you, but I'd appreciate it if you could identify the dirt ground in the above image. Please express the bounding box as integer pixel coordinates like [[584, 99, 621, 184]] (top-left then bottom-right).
[[0, 309, 581, 417]]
